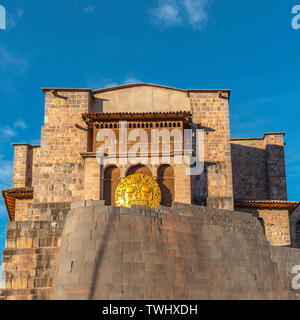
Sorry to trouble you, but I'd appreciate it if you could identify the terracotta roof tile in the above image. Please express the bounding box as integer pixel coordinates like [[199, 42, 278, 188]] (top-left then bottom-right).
[[2, 187, 33, 194], [235, 200, 300, 214]]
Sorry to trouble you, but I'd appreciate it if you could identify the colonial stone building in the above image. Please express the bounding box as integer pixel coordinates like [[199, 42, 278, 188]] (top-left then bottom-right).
[[1, 83, 300, 300]]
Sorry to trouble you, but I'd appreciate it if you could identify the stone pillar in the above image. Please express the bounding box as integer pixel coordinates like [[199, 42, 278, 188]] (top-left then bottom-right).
[[82, 156, 101, 201], [189, 91, 234, 210], [264, 133, 287, 200], [173, 163, 191, 204], [34, 89, 92, 204], [12, 143, 33, 188]]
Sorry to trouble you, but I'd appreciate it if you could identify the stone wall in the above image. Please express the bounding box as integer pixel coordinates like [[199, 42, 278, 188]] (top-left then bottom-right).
[[15, 199, 33, 221], [52, 202, 300, 300], [0, 220, 64, 300], [231, 139, 268, 200], [231, 133, 287, 201], [258, 208, 291, 246], [92, 84, 190, 113], [0, 202, 70, 300], [271, 246, 300, 294], [26, 202, 71, 222], [237, 207, 291, 247]]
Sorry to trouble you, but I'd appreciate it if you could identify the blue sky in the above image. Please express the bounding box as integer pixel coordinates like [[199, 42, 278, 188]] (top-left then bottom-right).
[[0, 0, 300, 284]]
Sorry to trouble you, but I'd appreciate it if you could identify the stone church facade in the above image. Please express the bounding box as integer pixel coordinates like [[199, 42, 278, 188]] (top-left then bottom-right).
[[1, 83, 300, 300]]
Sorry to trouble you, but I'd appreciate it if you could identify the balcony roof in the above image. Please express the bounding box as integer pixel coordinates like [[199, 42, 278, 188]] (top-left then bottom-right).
[[82, 111, 192, 125], [2, 187, 33, 221]]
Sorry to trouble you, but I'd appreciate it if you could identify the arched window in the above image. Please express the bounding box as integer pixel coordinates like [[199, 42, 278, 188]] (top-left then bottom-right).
[[104, 166, 120, 205], [126, 165, 152, 177], [157, 165, 174, 207]]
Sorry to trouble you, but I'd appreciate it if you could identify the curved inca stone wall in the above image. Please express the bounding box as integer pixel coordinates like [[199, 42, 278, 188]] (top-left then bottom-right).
[[52, 202, 300, 300]]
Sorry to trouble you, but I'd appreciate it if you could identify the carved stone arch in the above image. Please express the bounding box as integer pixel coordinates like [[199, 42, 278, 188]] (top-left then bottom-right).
[[157, 164, 174, 207], [104, 165, 120, 205], [126, 164, 152, 177]]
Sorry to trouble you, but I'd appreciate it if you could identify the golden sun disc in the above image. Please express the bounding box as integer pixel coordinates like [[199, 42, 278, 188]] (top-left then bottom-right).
[[115, 174, 161, 209]]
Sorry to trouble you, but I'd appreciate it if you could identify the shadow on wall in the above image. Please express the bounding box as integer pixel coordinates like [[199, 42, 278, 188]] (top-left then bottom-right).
[[190, 162, 208, 206], [88, 211, 115, 300], [157, 165, 174, 207], [290, 206, 300, 249], [231, 144, 287, 201], [89, 98, 109, 113], [103, 166, 120, 206]]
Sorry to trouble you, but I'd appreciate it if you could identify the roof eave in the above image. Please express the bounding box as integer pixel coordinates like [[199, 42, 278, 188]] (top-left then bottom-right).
[[235, 200, 300, 214], [42, 88, 92, 94], [231, 132, 286, 141]]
